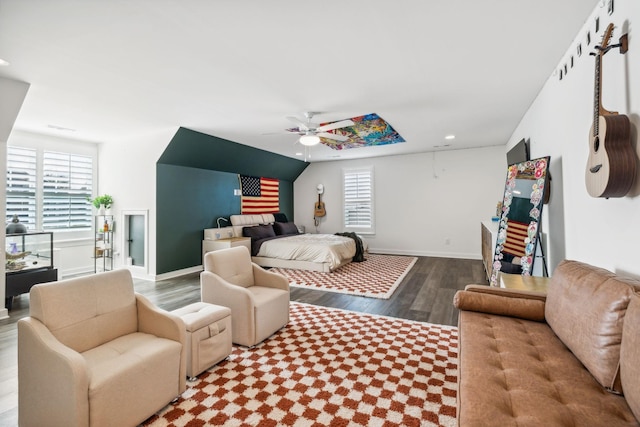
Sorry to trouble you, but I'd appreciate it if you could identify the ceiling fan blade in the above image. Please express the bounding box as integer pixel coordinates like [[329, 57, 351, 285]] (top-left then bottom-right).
[[286, 116, 309, 131], [316, 119, 354, 133], [285, 127, 306, 135], [318, 132, 349, 142]]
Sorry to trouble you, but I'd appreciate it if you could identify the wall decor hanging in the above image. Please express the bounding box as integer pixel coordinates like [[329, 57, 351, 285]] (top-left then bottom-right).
[[239, 175, 279, 214], [585, 23, 636, 198]]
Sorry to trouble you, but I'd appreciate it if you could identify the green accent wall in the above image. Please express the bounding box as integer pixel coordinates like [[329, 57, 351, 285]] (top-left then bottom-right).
[[158, 127, 308, 181], [156, 128, 307, 275]]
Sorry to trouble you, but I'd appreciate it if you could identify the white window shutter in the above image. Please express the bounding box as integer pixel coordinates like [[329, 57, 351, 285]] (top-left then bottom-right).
[[7, 146, 94, 231], [343, 167, 374, 233], [42, 151, 93, 229], [6, 147, 37, 230]]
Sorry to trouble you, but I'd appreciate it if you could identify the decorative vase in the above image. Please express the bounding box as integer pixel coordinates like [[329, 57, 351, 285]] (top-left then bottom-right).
[[98, 205, 105, 215]]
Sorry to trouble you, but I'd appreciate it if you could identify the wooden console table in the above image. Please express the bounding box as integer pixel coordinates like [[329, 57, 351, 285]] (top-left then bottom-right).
[[499, 273, 551, 293]]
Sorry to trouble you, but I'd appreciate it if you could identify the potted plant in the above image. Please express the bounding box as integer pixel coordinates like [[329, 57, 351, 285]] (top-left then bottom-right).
[[88, 194, 113, 214]]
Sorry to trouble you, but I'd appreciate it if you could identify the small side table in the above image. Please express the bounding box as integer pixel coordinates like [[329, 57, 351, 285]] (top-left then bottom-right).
[[202, 237, 251, 263], [499, 273, 551, 293]]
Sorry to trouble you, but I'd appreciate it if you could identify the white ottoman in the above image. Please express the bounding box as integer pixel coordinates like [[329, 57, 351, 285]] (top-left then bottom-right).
[[172, 302, 232, 380]]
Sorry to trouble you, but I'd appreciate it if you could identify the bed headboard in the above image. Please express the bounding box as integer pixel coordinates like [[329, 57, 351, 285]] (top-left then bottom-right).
[[230, 214, 275, 237]]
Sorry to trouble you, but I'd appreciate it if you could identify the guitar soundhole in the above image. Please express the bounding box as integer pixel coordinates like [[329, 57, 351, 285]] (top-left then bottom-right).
[[593, 136, 600, 152]]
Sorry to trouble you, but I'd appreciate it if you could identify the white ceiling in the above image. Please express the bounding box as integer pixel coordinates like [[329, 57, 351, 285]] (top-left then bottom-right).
[[0, 0, 600, 162]]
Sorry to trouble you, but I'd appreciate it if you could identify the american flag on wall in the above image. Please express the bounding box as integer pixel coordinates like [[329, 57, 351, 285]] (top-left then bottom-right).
[[239, 175, 279, 214]]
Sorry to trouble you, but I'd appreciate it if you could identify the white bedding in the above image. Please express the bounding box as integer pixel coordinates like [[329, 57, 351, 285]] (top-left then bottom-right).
[[256, 234, 357, 271]]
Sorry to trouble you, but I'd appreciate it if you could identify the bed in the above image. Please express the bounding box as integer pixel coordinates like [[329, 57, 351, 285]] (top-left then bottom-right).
[[229, 214, 366, 273]]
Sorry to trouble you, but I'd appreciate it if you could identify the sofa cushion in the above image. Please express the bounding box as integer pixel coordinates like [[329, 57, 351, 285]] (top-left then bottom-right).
[[29, 269, 138, 353], [454, 288, 546, 321], [545, 260, 638, 393], [458, 310, 639, 426], [204, 246, 255, 288], [621, 292, 640, 419], [82, 332, 182, 426]]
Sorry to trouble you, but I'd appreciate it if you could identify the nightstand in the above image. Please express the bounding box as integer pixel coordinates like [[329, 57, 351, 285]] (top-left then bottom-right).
[[202, 237, 251, 262]]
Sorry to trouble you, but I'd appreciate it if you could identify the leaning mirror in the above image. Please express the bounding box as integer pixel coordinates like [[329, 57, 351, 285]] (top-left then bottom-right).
[[490, 156, 550, 286]]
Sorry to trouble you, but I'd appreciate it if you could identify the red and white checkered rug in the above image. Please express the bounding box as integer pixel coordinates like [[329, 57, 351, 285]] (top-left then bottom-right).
[[271, 254, 418, 299], [144, 302, 458, 427]]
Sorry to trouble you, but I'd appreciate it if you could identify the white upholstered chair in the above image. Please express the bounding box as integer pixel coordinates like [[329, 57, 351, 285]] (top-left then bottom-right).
[[200, 246, 290, 347], [18, 269, 186, 427]]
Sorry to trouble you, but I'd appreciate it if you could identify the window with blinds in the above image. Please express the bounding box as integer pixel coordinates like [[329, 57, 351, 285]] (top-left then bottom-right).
[[43, 152, 93, 229], [6, 146, 94, 231], [343, 167, 374, 234], [6, 147, 37, 230]]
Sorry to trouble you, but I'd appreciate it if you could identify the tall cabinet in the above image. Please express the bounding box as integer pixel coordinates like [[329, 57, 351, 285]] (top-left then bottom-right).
[[95, 215, 114, 273]]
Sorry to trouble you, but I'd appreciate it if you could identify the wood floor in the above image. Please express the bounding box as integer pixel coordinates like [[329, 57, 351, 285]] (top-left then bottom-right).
[[0, 256, 487, 426]]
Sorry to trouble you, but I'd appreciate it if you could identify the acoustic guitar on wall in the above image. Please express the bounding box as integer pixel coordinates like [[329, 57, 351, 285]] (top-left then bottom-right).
[[585, 23, 637, 198], [314, 184, 326, 218]]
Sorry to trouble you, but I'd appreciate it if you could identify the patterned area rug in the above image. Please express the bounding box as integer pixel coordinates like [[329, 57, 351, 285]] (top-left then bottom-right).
[[144, 302, 458, 427], [271, 254, 418, 299]]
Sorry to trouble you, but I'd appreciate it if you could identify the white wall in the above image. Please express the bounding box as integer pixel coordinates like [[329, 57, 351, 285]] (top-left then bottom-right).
[[97, 127, 178, 279], [294, 146, 506, 259], [507, 0, 640, 278]]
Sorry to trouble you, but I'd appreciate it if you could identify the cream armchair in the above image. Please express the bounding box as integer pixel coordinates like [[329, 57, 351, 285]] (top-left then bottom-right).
[[18, 269, 186, 427], [201, 246, 290, 347]]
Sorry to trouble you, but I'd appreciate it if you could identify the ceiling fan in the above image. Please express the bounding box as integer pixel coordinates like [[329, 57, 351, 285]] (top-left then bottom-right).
[[286, 112, 354, 146]]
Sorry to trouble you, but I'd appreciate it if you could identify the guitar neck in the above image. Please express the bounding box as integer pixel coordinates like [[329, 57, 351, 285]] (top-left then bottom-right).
[[593, 51, 602, 134]]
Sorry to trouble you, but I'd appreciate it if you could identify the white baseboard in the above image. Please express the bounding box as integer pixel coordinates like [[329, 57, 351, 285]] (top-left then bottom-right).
[[153, 265, 203, 281], [368, 247, 481, 260], [59, 266, 94, 279]]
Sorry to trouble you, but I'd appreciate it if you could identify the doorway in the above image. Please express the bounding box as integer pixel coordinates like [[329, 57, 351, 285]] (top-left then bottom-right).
[[122, 210, 148, 277]]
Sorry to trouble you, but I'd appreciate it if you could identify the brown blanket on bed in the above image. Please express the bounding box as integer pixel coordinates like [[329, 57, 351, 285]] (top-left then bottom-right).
[[335, 232, 366, 262]]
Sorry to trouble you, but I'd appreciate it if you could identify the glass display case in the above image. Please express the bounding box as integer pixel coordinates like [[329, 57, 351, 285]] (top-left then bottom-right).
[[6, 231, 54, 273], [5, 231, 57, 310]]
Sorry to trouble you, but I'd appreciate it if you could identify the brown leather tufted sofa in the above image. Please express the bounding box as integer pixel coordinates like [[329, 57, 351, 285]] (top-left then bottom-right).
[[454, 260, 640, 426]]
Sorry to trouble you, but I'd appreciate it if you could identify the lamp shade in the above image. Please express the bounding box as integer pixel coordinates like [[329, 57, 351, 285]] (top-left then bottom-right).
[[299, 134, 320, 146], [6, 214, 27, 234]]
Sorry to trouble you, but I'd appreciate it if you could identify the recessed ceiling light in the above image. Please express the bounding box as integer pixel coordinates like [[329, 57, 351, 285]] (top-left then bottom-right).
[[295, 152, 303, 156], [0, 58, 10, 66], [444, 134, 456, 140]]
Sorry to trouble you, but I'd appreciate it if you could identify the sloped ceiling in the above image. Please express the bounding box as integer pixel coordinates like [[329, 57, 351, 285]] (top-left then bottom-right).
[[0, 1, 600, 161], [159, 127, 308, 181]]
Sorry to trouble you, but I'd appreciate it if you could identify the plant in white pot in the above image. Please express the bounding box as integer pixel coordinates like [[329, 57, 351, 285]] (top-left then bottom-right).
[[88, 194, 113, 215]]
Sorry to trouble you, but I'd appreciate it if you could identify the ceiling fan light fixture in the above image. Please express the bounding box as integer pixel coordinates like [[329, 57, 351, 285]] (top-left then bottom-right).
[[299, 134, 320, 146]]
